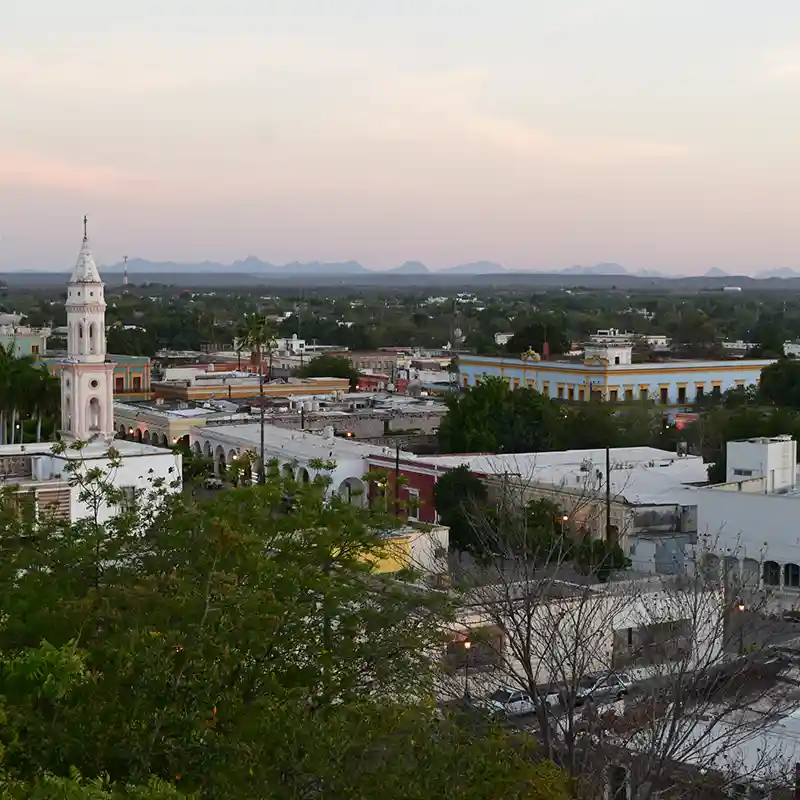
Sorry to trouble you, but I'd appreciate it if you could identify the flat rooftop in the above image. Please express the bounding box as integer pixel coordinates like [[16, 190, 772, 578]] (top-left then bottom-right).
[[0, 439, 174, 460], [425, 446, 707, 506], [196, 422, 417, 462]]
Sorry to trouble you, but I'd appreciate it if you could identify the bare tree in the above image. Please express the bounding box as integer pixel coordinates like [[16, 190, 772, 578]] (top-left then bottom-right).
[[440, 473, 800, 799]]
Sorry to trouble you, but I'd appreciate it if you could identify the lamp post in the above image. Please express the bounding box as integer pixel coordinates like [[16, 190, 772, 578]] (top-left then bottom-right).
[[463, 640, 472, 702], [561, 514, 569, 535], [737, 599, 746, 655]]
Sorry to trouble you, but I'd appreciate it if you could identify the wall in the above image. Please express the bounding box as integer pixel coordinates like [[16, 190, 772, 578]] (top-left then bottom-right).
[[725, 438, 797, 491], [695, 488, 800, 575], [454, 582, 723, 688], [152, 377, 350, 401], [272, 409, 445, 440], [0, 332, 49, 358], [457, 355, 775, 405], [44, 355, 151, 401], [9, 444, 182, 524], [366, 456, 444, 524]]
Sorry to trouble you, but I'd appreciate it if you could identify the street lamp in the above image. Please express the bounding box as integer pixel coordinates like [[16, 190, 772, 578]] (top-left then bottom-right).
[[737, 599, 745, 655], [463, 640, 472, 702], [561, 514, 569, 536]]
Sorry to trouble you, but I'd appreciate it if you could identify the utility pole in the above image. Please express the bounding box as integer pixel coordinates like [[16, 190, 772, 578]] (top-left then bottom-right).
[[605, 446, 612, 542], [394, 441, 401, 518]]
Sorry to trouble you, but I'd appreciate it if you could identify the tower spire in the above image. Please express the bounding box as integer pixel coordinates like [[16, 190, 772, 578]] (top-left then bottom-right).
[[123, 255, 129, 292], [83, 214, 88, 242]]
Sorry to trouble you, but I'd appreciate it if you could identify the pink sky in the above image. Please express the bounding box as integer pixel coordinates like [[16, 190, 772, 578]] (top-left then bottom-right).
[[3, 0, 800, 273]]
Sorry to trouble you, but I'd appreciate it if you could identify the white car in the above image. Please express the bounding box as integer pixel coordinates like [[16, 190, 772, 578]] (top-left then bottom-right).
[[482, 687, 537, 717], [574, 672, 632, 705]]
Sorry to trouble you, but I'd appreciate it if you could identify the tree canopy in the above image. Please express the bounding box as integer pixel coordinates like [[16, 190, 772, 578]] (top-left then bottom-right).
[[296, 353, 360, 389], [0, 460, 570, 800]]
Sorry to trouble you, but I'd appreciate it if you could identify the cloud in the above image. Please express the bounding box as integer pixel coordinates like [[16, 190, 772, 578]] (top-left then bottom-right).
[[553, 0, 638, 28], [762, 48, 800, 83], [0, 149, 145, 193], [0, 33, 372, 97], [355, 68, 692, 166]]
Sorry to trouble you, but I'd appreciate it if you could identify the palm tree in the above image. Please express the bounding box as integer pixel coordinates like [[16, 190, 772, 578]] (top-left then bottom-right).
[[236, 313, 277, 484], [0, 343, 15, 444], [33, 367, 61, 443], [8, 353, 37, 444]]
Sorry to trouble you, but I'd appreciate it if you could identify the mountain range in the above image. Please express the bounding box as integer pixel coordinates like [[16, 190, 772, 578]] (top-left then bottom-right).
[[99, 257, 800, 279]]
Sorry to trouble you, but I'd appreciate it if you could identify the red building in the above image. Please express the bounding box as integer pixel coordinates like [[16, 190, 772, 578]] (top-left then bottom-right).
[[366, 454, 487, 524]]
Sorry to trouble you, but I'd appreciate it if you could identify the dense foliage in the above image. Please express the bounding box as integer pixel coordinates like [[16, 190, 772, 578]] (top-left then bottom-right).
[[0, 462, 570, 800], [438, 377, 673, 455]]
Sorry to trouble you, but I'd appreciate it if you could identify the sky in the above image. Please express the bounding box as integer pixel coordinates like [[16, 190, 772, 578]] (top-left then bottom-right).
[[2, 0, 800, 273]]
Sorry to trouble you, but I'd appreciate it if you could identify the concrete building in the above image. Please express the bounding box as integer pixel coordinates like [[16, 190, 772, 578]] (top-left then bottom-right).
[[44, 353, 151, 400], [448, 569, 723, 695], [114, 398, 251, 447], [457, 346, 774, 405], [0, 314, 51, 357], [189, 420, 415, 502], [151, 370, 350, 401], [0, 223, 180, 524]]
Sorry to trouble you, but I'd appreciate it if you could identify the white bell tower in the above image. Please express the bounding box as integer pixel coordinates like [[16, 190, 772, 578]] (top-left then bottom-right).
[[61, 216, 116, 443]]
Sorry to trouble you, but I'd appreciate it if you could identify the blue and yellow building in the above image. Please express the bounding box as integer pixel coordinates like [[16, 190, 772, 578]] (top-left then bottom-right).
[[456, 345, 775, 405], [43, 354, 152, 401]]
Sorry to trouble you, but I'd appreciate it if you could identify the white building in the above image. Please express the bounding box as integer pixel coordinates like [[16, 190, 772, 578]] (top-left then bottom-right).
[[449, 571, 723, 694], [0, 220, 181, 524], [190, 420, 414, 503]]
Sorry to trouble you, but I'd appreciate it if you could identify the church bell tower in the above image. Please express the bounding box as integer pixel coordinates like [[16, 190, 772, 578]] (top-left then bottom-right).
[[61, 217, 116, 443]]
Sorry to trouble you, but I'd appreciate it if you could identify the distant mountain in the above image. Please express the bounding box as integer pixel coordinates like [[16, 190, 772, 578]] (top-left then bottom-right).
[[760, 267, 800, 279], [104, 257, 368, 276], [704, 267, 728, 278], [388, 261, 431, 275], [280, 260, 367, 275], [439, 261, 507, 275], [104, 257, 226, 274], [560, 262, 629, 276]]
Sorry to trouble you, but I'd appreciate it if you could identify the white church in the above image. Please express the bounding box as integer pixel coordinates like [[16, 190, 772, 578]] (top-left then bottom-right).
[[0, 221, 181, 522]]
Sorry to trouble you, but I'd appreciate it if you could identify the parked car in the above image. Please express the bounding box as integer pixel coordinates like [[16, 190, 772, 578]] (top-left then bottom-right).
[[573, 672, 632, 706], [204, 477, 224, 490], [481, 687, 537, 717]]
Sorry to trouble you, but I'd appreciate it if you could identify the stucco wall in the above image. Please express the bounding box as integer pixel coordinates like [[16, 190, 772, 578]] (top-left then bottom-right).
[[457, 355, 774, 404]]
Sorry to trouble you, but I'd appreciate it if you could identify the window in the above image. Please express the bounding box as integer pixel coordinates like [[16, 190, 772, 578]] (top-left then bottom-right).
[[696, 385, 705, 400], [640, 387, 648, 401], [712, 385, 721, 399], [677, 386, 687, 404], [608, 388, 618, 402], [763, 561, 780, 586], [625, 389, 634, 401], [614, 356, 620, 365], [119, 486, 136, 512], [542, 383, 549, 397], [406, 488, 420, 521], [567, 386, 574, 401], [659, 387, 668, 404], [31, 345, 39, 356], [132, 376, 142, 392], [785, 563, 800, 588], [114, 376, 124, 393], [733, 468, 753, 477]]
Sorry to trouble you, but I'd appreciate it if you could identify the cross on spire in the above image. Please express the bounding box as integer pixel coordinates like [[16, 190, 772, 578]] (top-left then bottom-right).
[[83, 215, 88, 242]]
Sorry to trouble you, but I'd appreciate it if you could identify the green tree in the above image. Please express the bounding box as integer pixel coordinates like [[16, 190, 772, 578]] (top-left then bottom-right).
[[433, 466, 488, 553], [438, 377, 563, 454], [505, 315, 570, 357], [0, 462, 571, 799], [760, 358, 800, 408], [296, 353, 359, 390], [235, 313, 277, 483]]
